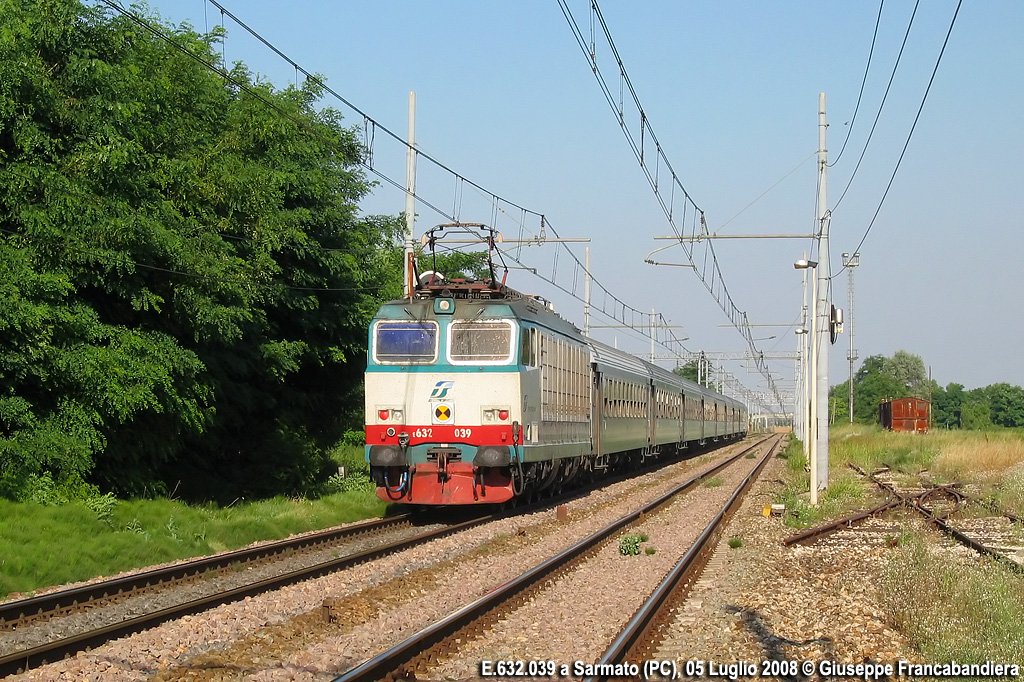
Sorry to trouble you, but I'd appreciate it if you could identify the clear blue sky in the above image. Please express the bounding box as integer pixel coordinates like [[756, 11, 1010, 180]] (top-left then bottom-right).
[[148, 0, 1024, 400]]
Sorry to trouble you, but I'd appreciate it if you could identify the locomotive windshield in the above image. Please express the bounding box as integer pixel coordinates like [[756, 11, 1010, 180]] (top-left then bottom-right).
[[373, 321, 439, 364], [448, 320, 514, 364]]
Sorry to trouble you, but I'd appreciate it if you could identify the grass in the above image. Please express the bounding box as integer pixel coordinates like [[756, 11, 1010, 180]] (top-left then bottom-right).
[[778, 427, 1024, 663], [0, 444, 388, 599], [883, 530, 1024, 663], [778, 426, 1024, 525], [775, 437, 866, 527], [702, 476, 725, 488], [826, 424, 1024, 516]]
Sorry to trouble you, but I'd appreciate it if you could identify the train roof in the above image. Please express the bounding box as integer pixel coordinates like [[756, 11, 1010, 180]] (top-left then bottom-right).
[[587, 338, 744, 409], [376, 285, 744, 411]]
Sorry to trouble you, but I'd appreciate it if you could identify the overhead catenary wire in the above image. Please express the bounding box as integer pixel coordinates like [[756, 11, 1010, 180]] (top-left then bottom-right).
[[68, 0, 724, 388], [198, 0, 693, 352], [558, 0, 787, 414]]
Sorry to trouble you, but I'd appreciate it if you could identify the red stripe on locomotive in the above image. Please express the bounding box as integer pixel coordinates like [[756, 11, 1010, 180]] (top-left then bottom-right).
[[365, 424, 516, 447]]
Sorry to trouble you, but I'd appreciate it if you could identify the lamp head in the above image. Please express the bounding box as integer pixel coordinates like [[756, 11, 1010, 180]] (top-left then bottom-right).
[[794, 259, 818, 269]]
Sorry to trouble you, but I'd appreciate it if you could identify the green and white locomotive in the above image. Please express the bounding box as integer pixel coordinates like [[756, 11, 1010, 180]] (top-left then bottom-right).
[[364, 228, 747, 505]]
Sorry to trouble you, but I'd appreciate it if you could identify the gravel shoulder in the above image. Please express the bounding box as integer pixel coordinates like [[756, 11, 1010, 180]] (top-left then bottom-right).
[[654, 453, 924, 671]]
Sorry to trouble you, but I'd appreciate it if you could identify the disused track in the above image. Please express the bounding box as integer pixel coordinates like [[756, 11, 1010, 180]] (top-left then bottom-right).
[[783, 464, 1024, 571], [332, 434, 781, 682]]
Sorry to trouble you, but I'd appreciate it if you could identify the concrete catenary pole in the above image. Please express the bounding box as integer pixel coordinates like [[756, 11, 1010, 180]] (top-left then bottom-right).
[[403, 92, 417, 298], [815, 92, 830, 497], [807, 263, 819, 505]]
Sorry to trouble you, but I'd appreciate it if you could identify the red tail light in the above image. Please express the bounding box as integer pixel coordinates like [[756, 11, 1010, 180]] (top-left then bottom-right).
[[378, 409, 390, 421], [498, 409, 509, 421]]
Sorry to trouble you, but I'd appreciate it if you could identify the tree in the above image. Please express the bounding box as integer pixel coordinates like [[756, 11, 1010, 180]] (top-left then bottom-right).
[[848, 355, 902, 423], [673, 360, 700, 383], [417, 250, 492, 282], [0, 0, 400, 500], [986, 383, 1024, 428], [883, 350, 929, 399], [932, 382, 965, 429], [961, 389, 993, 430]]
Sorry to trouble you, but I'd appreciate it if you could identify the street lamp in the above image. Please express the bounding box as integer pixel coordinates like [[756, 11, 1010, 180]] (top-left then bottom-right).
[[794, 258, 819, 505]]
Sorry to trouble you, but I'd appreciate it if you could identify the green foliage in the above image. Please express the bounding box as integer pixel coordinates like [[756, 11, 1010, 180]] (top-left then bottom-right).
[[837, 354, 903, 424], [727, 536, 743, 549], [703, 476, 724, 488], [932, 382, 965, 429], [883, 350, 929, 399], [986, 383, 1024, 428], [618, 533, 645, 556], [417, 251, 492, 282], [84, 492, 118, 522], [672, 360, 700, 383], [836, 352, 1024, 431], [644, 546, 657, 555], [0, 491, 387, 597], [0, 0, 402, 500], [776, 441, 867, 528]]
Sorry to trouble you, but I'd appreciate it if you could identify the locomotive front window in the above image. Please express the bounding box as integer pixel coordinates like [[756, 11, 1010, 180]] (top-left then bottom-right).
[[373, 321, 439, 364], [448, 320, 514, 364]]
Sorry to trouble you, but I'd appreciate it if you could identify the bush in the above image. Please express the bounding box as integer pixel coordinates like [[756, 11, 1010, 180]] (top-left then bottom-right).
[[619, 533, 644, 556], [84, 493, 119, 523]]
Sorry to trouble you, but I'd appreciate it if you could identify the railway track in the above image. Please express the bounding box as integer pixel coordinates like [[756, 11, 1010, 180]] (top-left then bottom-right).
[[0, 512, 485, 677], [331, 434, 781, 682], [782, 464, 1024, 570], [0, 437, 752, 678]]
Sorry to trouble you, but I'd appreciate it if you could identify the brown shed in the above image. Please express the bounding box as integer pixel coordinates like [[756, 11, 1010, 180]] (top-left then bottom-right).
[[879, 397, 930, 433]]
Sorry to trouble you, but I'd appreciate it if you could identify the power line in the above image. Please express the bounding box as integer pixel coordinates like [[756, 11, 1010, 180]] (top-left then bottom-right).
[[85, 0, 705, 372], [196, 0, 698, 353], [830, 0, 886, 167], [836, 0, 963, 277], [832, 0, 921, 212]]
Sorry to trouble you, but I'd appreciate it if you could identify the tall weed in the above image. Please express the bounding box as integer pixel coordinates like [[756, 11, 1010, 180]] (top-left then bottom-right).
[[883, 530, 1024, 662]]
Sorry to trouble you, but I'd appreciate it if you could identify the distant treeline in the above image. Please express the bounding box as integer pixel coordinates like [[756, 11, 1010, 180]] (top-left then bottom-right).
[[829, 351, 1024, 429]]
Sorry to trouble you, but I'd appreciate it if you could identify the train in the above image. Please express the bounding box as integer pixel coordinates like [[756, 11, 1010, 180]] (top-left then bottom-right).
[[879, 397, 930, 434], [364, 233, 748, 506]]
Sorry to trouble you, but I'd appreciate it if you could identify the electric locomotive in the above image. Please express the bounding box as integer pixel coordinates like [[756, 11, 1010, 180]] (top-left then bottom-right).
[[364, 226, 747, 506]]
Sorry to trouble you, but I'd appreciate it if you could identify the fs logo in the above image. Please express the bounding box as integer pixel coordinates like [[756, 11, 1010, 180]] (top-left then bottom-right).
[[430, 380, 454, 399]]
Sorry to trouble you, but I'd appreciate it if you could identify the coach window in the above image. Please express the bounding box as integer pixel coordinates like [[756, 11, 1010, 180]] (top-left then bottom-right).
[[449, 319, 515, 364], [373, 320, 439, 364]]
